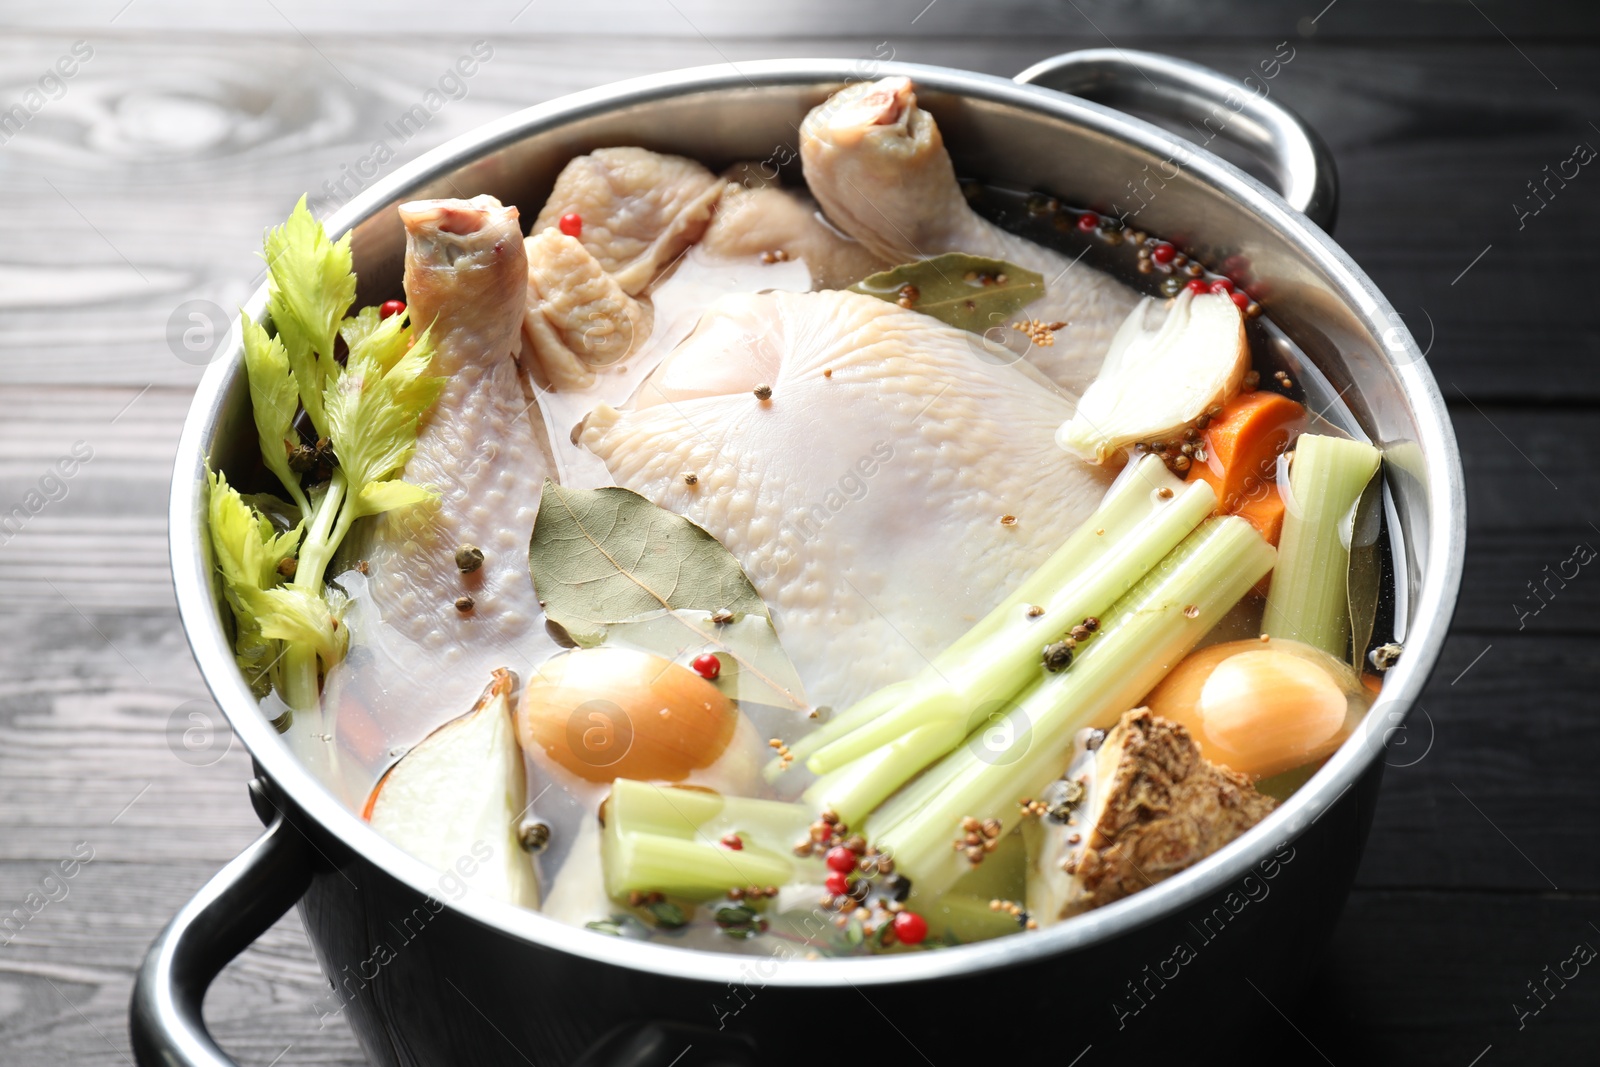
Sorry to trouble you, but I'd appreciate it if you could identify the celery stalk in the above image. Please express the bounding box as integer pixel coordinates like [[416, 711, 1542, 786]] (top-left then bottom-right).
[[938, 456, 1200, 660], [812, 471, 1213, 771], [803, 719, 963, 824], [1262, 434, 1382, 659], [601, 779, 822, 900], [278, 472, 348, 710], [852, 726, 976, 843], [866, 516, 1276, 899], [768, 679, 916, 779], [782, 456, 1192, 774], [924, 892, 1026, 945], [801, 462, 1217, 824]]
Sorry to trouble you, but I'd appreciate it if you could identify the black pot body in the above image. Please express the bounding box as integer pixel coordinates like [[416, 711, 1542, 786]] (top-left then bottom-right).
[[296, 763, 1379, 1067]]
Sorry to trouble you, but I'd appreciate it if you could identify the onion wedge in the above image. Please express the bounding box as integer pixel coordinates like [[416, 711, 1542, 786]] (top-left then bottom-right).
[[367, 669, 540, 908], [1057, 290, 1248, 464]]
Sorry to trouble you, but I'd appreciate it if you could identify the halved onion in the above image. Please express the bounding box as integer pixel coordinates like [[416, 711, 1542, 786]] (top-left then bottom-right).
[[1143, 637, 1369, 779], [1056, 290, 1248, 464], [367, 669, 540, 908], [517, 647, 738, 783]]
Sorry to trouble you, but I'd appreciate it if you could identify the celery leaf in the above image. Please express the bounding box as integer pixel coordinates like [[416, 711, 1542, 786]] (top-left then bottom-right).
[[247, 584, 348, 670], [264, 196, 355, 438], [207, 470, 303, 692], [338, 305, 411, 373], [240, 314, 310, 514], [325, 323, 443, 517]]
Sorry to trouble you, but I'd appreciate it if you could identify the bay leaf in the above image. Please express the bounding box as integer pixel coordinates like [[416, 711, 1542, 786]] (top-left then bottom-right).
[[848, 253, 1044, 335], [1346, 471, 1384, 673], [529, 480, 807, 710]]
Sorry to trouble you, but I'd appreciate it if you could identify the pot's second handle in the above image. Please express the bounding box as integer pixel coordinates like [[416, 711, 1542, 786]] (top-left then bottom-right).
[[1014, 48, 1339, 231], [131, 786, 312, 1067]]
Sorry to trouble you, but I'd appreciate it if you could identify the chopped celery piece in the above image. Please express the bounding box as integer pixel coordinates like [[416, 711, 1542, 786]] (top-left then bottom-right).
[[1263, 434, 1382, 659], [924, 892, 1024, 946], [866, 516, 1276, 899], [943, 824, 1026, 904], [934, 831, 1030, 940], [601, 779, 820, 900], [800, 458, 1217, 824]]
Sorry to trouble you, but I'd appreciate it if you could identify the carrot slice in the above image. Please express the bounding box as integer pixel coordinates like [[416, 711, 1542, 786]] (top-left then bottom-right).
[[1187, 389, 1304, 546], [1236, 491, 1286, 545]]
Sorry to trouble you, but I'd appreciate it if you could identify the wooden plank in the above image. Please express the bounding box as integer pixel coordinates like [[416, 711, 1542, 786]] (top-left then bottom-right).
[[0, 862, 367, 1066], [1356, 634, 1600, 893], [6, 1, 1600, 40], [1450, 407, 1599, 532], [0, 35, 1596, 398], [1456, 531, 1600, 636], [1288, 890, 1600, 1067]]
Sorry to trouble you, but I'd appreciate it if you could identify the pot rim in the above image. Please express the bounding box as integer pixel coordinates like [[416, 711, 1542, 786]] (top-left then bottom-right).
[[169, 56, 1465, 987]]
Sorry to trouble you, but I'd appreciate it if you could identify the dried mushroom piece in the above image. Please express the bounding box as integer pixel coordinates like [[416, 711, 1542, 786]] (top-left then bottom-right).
[[1026, 708, 1275, 921]]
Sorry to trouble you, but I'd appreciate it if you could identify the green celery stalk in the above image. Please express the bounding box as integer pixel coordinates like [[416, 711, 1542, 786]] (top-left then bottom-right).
[[780, 455, 1194, 775], [601, 779, 822, 900], [846, 722, 976, 842], [812, 468, 1214, 771], [1262, 433, 1382, 659], [801, 719, 960, 826], [866, 516, 1276, 899], [277, 473, 348, 710], [935, 456, 1201, 661], [801, 461, 1218, 824], [766, 679, 915, 780], [924, 892, 1025, 945]]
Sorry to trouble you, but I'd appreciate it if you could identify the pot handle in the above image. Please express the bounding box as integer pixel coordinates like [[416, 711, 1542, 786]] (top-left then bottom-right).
[[1014, 48, 1339, 230], [131, 783, 313, 1067]]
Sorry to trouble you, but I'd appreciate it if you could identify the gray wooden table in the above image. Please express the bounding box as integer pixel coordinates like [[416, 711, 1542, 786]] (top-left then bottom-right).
[[2, 2, 1597, 1064]]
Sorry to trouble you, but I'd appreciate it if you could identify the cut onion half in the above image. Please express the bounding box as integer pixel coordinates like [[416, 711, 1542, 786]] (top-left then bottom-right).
[[1057, 290, 1248, 464]]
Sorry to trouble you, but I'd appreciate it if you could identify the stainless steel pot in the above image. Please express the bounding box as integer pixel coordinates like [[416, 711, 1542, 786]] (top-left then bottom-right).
[[136, 50, 1464, 1067]]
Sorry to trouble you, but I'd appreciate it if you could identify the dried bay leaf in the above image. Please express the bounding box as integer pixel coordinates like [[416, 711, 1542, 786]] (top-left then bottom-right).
[[529, 480, 807, 710], [530, 480, 766, 639], [1346, 472, 1384, 673], [849, 253, 1044, 334]]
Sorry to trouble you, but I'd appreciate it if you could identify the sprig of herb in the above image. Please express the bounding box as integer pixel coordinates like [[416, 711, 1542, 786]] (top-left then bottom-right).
[[206, 470, 302, 695], [208, 196, 442, 711], [240, 316, 309, 515], [263, 196, 355, 439]]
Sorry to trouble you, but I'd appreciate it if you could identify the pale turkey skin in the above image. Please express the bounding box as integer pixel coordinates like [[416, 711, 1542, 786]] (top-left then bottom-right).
[[578, 289, 1113, 709], [799, 76, 1142, 396], [360, 195, 549, 671]]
